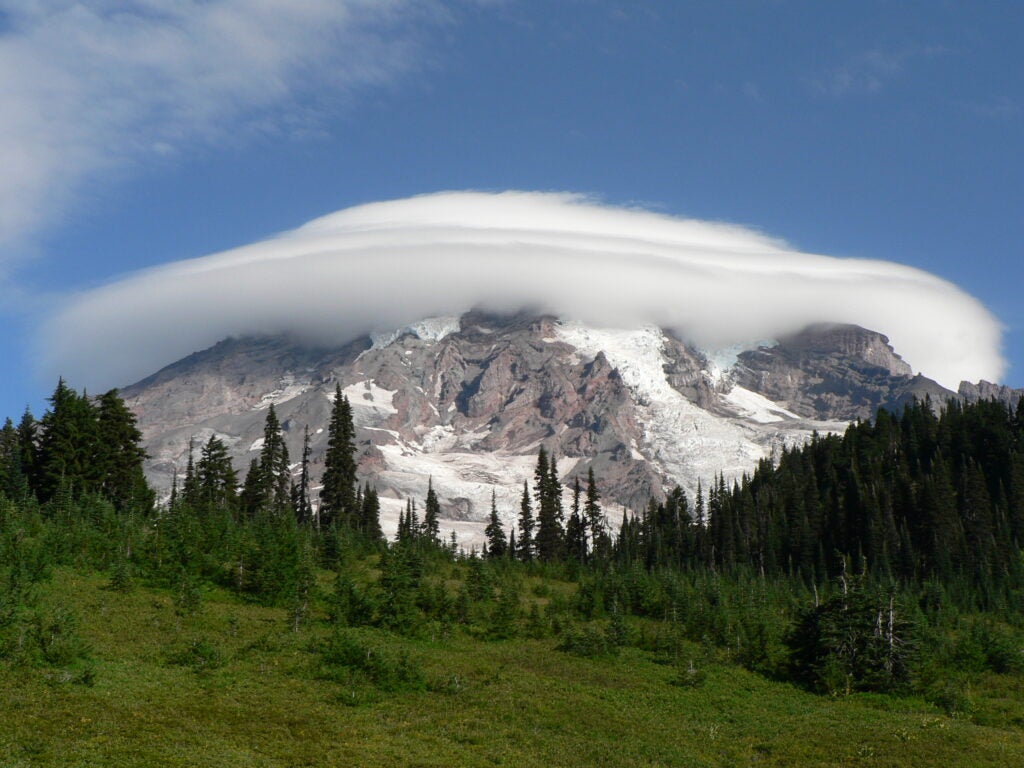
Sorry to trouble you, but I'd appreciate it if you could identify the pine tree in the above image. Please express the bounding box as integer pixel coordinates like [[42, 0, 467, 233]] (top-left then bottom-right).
[[258, 404, 291, 512], [295, 425, 313, 524], [181, 437, 201, 507], [423, 477, 441, 545], [94, 389, 153, 511], [320, 385, 357, 529], [0, 417, 29, 501], [359, 483, 382, 540], [484, 489, 507, 559], [240, 458, 264, 518], [565, 476, 587, 563], [584, 467, 607, 561], [196, 435, 238, 511], [517, 481, 534, 561], [535, 449, 565, 561], [37, 379, 100, 501]]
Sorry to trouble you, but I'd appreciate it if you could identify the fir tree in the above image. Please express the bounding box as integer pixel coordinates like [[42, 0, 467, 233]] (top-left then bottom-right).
[[295, 425, 313, 524], [16, 407, 39, 493], [359, 483, 382, 540], [565, 476, 587, 563], [584, 467, 607, 561], [484, 489, 507, 559], [423, 477, 441, 545], [94, 389, 152, 511], [258, 404, 291, 512], [517, 481, 534, 561], [320, 385, 357, 529], [535, 449, 565, 561], [37, 379, 99, 501], [239, 458, 263, 518], [196, 435, 238, 511]]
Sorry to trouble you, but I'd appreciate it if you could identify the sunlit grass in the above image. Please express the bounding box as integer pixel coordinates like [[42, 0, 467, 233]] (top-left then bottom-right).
[[2, 567, 1023, 767]]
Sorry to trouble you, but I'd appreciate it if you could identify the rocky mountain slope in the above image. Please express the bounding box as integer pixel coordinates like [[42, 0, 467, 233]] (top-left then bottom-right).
[[122, 312, 978, 541]]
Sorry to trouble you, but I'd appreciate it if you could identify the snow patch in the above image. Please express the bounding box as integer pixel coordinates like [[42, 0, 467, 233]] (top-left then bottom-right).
[[252, 373, 310, 410], [341, 380, 398, 415], [554, 321, 831, 498], [370, 315, 462, 349], [722, 386, 800, 424]]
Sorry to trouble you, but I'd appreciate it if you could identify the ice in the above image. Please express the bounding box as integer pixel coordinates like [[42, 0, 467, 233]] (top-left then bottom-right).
[[370, 315, 461, 349], [554, 321, 837, 499], [341, 379, 398, 415], [722, 386, 800, 424], [252, 373, 310, 409]]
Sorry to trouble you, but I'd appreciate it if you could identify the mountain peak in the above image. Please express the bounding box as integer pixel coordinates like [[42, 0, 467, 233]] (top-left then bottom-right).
[[124, 313, 961, 544]]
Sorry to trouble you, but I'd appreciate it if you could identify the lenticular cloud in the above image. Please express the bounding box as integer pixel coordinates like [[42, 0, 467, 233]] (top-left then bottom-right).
[[43, 191, 1003, 390]]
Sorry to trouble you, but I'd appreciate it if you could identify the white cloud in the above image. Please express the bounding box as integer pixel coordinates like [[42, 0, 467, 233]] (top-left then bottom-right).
[[41, 191, 1005, 390], [811, 46, 948, 98], [0, 0, 436, 250]]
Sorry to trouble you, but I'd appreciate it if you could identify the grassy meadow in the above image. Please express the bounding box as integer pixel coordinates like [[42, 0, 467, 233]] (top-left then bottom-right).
[[2, 566, 1023, 768]]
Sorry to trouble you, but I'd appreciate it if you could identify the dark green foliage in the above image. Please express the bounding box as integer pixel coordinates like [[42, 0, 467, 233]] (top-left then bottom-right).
[[422, 477, 441, 545], [196, 435, 238, 511], [517, 481, 534, 561], [294, 425, 313, 524], [357, 483, 382, 540], [534, 449, 565, 561], [484, 489, 506, 559], [94, 389, 154, 511], [30, 381, 151, 511], [243, 405, 291, 516], [565, 476, 587, 563], [786, 574, 916, 695], [320, 386, 357, 529], [167, 637, 225, 674], [625, 398, 1024, 604], [319, 628, 425, 692]]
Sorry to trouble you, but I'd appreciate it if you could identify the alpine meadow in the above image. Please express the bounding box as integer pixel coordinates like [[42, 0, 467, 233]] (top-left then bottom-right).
[[2, 2, 1024, 767]]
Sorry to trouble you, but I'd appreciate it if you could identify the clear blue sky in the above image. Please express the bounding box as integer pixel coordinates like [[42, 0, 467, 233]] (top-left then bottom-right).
[[1, 1, 1021, 419]]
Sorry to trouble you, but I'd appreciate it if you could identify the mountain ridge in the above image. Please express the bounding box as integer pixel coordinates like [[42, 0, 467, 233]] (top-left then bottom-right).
[[121, 312, 1019, 543]]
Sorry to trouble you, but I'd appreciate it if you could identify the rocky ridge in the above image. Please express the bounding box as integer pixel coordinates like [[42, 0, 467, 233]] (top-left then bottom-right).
[[122, 312, 974, 542]]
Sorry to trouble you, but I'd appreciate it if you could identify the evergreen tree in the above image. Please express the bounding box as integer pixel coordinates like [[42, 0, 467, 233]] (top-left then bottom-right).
[[484, 489, 507, 559], [295, 425, 313, 524], [565, 476, 587, 563], [258, 404, 291, 512], [517, 481, 534, 561], [36, 379, 99, 501], [239, 458, 263, 518], [94, 389, 153, 511], [16, 407, 39, 493], [358, 483, 382, 540], [422, 477, 441, 545], [181, 437, 201, 508], [320, 385, 357, 529], [0, 418, 29, 501], [535, 448, 565, 561], [196, 435, 238, 511], [584, 467, 608, 561]]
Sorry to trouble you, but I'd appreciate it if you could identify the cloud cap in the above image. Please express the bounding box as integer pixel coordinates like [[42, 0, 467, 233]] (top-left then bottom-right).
[[42, 191, 1004, 390]]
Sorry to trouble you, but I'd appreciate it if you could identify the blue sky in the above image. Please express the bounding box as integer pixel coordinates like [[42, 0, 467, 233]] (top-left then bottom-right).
[[1, 0, 1022, 419]]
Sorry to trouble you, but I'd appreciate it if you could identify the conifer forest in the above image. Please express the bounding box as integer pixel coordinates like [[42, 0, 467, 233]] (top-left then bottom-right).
[[3, 382, 1024, 765]]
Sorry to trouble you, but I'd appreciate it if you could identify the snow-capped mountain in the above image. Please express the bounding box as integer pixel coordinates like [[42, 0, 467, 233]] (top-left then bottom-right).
[[121, 312, 988, 544]]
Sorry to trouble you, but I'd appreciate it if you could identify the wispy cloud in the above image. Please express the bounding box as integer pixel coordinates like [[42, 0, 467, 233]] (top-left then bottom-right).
[[42, 191, 1005, 390], [0, 0, 442, 254], [810, 46, 947, 98]]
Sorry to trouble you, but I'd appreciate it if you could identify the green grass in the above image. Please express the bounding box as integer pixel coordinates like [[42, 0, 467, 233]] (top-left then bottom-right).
[[2, 568, 1023, 767]]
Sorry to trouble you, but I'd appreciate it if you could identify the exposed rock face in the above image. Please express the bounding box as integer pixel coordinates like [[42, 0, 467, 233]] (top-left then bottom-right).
[[122, 313, 963, 540], [958, 380, 1024, 407], [732, 324, 953, 421]]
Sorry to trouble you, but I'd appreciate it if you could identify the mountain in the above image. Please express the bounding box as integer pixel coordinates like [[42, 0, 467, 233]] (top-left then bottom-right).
[[122, 312, 975, 542]]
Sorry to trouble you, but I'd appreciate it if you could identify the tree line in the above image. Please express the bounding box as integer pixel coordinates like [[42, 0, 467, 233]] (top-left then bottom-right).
[[4, 379, 1024, 701]]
